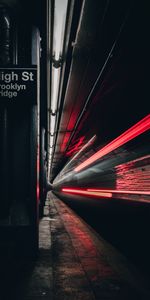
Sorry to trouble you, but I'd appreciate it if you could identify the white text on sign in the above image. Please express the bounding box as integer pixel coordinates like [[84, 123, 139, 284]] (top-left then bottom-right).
[[0, 71, 34, 83]]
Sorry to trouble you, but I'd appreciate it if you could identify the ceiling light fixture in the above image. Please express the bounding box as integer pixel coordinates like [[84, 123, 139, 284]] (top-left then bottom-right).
[[48, 0, 69, 176]]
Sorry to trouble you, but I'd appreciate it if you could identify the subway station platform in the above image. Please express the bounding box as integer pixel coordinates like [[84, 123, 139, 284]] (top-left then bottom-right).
[[1, 192, 150, 300]]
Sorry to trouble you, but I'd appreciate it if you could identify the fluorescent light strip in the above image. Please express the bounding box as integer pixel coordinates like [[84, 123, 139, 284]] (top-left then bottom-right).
[[50, 135, 54, 147], [50, 114, 56, 135], [53, 0, 68, 60], [75, 114, 150, 172], [51, 0, 68, 114], [49, 148, 53, 156], [51, 68, 60, 114], [62, 188, 112, 198]]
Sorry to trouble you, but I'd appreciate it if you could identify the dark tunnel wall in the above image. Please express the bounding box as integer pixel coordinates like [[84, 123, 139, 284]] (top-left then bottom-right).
[[52, 0, 150, 204]]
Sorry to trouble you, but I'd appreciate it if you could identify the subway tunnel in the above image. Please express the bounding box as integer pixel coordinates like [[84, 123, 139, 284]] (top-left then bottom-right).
[[0, 0, 150, 299]]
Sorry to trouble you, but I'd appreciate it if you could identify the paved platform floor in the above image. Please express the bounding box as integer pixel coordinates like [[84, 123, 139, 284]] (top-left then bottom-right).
[[1, 192, 150, 299]]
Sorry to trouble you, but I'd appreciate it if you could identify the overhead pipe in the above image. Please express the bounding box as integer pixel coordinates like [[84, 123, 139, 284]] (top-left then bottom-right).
[[47, 0, 76, 179]]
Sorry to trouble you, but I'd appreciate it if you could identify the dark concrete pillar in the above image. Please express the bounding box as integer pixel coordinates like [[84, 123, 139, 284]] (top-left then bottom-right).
[[0, 4, 11, 218]]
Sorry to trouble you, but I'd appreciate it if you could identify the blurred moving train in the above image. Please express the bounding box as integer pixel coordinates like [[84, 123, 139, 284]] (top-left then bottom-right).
[[0, 0, 149, 256]]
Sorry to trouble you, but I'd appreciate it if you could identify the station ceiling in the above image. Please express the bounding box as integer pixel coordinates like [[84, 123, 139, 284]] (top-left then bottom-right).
[[2, 0, 149, 181]]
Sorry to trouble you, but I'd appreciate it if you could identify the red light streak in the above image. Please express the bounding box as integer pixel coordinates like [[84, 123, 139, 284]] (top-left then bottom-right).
[[61, 135, 96, 173], [61, 132, 71, 152], [87, 188, 150, 196], [75, 114, 150, 172], [66, 136, 85, 156], [61, 188, 112, 198], [61, 187, 150, 203], [37, 184, 40, 200]]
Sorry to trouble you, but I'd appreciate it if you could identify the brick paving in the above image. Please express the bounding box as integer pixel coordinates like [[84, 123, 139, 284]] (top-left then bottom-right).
[[2, 192, 149, 300], [23, 192, 150, 300]]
